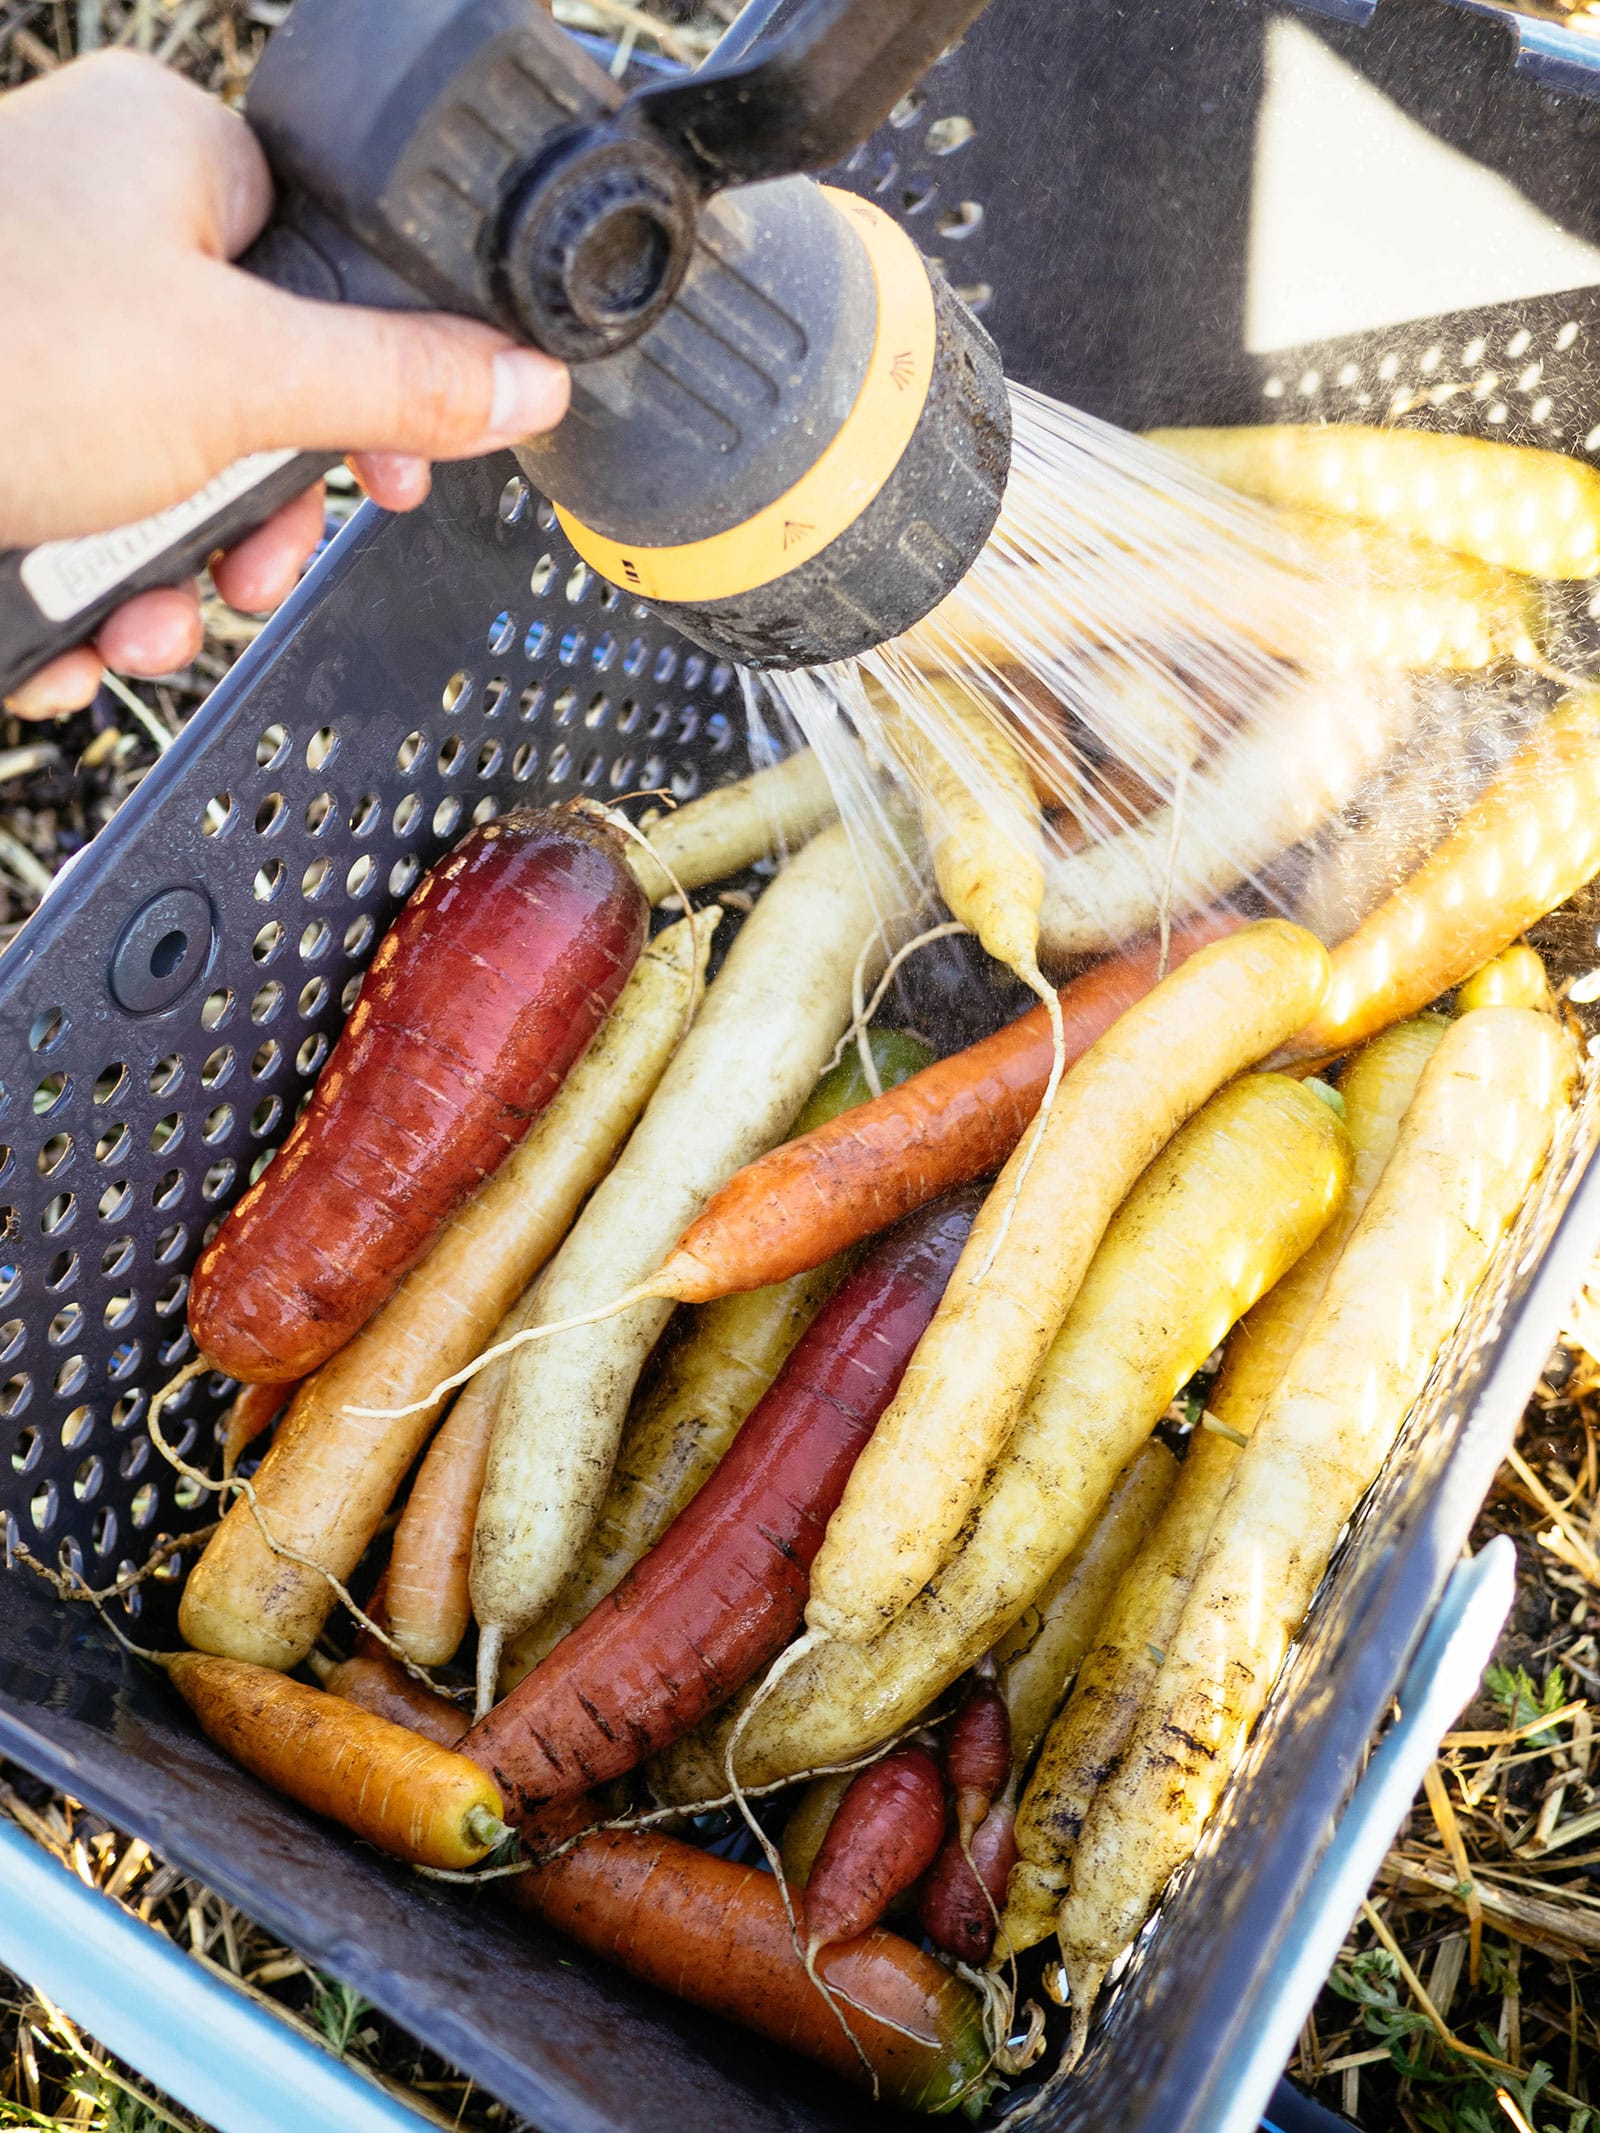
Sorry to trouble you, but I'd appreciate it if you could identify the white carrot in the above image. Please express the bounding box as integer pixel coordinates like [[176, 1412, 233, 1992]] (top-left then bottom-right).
[[625, 749, 836, 903], [1039, 667, 1418, 962], [800, 921, 1331, 1649], [1055, 1006, 1576, 2060], [469, 822, 891, 1713]]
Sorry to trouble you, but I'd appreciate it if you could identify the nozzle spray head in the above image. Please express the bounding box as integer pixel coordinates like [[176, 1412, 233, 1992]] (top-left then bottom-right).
[[527, 182, 1011, 669], [246, 0, 1011, 669]]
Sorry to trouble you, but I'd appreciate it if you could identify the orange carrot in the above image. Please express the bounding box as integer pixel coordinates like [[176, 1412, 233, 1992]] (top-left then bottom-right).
[[318, 1653, 470, 1747], [165, 1653, 505, 1868], [511, 1825, 992, 2112], [657, 907, 1241, 1303], [220, 1380, 299, 1476]]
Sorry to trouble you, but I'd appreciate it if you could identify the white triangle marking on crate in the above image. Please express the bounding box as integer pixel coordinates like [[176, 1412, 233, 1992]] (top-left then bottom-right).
[[1247, 16, 1600, 353]]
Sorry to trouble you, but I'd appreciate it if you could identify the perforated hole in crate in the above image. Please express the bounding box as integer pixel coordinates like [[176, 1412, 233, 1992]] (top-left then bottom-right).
[[1258, 298, 1600, 460], [489, 494, 740, 811], [837, 49, 991, 314]]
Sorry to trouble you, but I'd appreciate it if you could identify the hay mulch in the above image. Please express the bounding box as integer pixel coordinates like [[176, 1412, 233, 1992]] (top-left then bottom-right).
[[6, 5, 1600, 2131]]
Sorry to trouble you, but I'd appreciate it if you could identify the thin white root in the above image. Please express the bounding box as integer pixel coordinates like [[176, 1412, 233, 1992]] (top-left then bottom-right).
[[1155, 758, 1192, 984], [832, 918, 970, 1090], [145, 1362, 448, 1696], [572, 799, 703, 1052], [718, 1631, 878, 2092], [348, 1281, 666, 1421], [973, 962, 1064, 1283]]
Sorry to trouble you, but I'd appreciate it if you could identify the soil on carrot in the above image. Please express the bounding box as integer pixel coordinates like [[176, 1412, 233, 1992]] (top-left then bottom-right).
[[5, 4, 1600, 2131]]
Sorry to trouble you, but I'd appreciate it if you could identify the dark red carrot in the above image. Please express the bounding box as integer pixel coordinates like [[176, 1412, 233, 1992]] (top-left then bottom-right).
[[220, 1379, 299, 1474], [465, 1190, 982, 1816], [511, 1824, 991, 2112], [188, 807, 648, 1382], [655, 907, 1242, 1303], [804, 1745, 947, 1955], [918, 1784, 1018, 1966], [945, 1665, 1011, 1847], [319, 1652, 470, 1747]]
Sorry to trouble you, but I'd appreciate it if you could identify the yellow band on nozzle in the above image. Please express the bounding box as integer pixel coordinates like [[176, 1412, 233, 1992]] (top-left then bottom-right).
[[553, 187, 938, 606]]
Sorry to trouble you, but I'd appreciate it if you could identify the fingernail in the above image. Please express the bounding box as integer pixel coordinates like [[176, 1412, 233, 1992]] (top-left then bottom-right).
[[489, 351, 570, 443]]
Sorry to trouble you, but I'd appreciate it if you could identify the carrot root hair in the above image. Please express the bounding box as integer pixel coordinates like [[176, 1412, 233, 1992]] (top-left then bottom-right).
[[570, 797, 704, 1052], [718, 1630, 881, 2096], [1154, 758, 1193, 984], [146, 1361, 449, 1696], [972, 958, 1065, 1285], [839, 918, 971, 1096], [347, 1280, 671, 1423]]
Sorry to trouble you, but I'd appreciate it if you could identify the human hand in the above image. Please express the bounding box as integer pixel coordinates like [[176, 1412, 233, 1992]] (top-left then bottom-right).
[[1, 50, 570, 718]]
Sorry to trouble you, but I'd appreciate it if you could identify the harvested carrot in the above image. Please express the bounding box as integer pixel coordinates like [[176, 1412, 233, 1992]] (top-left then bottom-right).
[[1039, 668, 1417, 961], [179, 912, 716, 1673], [500, 1031, 931, 1689], [919, 1784, 1018, 1966], [781, 1773, 855, 1891], [470, 821, 893, 1708], [220, 1379, 298, 1477], [1055, 1007, 1576, 2059], [510, 1825, 992, 2112], [1146, 423, 1600, 578], [1002, 1017, 1445, 1955], [165, 1653, 505, 1868], [869, 670, 1051, 996], [1274, 509, 1541, 671], [651, 1072, 1350, 1804], [945, 1668, 1010, 1849], [995, 1442, 1177, 1772], [1457, 942, 1555, 1014], [188, 807, 648, 1383], [1274, 690, 1600, 1068], [625, 748, 836, 902], [317, 1653, 470, 1748], [804, 1745, 947, 1957], [659, 908, 1239, 1304], [465, 1192, 980, 1816], [803, 920, 1331, 1646]]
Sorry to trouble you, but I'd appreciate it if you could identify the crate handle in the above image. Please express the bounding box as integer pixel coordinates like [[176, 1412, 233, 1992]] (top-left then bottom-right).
[[0, 1811, 429, 2133], [1222, 1533, 1517, 2133]]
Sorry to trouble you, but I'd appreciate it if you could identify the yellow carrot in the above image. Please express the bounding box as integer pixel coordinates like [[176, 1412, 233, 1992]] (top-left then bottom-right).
[[1000, 1015, 1445, 1954], [1055, 1007, 1576, 2061], [1275, 690, 1600, 1067], [1274, 509, 1541, 671], [166, 1653, 504, 1869], [626, 750, 837, 903], [803, 921, 1331, 1646], [1457, 942, 1554, 1014], [651, 1072, 1350, 1803], [1147, 424, 1600, 579], [995, 1441, 1178, 1774]]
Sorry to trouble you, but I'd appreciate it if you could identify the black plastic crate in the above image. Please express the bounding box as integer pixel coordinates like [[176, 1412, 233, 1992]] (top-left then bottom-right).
[[6, 1, 1600, 2127]]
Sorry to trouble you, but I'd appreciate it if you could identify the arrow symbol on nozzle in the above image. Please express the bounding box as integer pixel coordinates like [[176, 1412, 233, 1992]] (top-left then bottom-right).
[[782, 521, 813, 550]]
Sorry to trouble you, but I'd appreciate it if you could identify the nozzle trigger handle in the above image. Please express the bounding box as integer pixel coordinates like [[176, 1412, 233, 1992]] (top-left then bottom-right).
[[0, 193, 428, 705]]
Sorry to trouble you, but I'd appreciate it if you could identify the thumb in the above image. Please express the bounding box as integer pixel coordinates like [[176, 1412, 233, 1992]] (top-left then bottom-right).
[[211, 267, 570, 464]]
